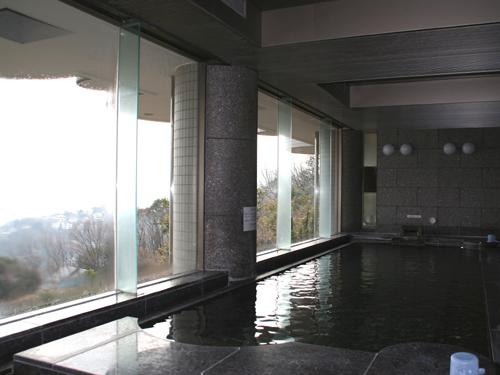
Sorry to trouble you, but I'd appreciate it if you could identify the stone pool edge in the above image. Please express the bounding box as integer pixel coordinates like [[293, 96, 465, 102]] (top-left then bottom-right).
[[13, 317, 496, 375], [481, 247, 500, 367], [0, 235, 352, 372]]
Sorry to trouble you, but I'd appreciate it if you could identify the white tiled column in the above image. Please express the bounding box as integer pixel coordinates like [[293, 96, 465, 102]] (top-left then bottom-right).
[[172, 63, 199, 274]]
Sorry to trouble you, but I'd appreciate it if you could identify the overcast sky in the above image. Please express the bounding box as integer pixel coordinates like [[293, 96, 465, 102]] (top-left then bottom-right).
[[0, 77, 310, 226], [0, 77, 171, 225]]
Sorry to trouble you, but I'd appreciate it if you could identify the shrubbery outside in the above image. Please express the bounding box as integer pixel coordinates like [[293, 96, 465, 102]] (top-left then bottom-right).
[[0, 199, 169, 318], [257, 155, 316, 252]]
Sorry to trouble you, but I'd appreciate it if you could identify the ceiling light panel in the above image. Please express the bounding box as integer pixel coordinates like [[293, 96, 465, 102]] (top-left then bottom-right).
[[0, 8, 70, 44]]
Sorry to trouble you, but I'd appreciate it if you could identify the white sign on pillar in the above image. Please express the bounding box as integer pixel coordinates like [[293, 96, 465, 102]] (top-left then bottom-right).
[[243, 206, 256, 232]]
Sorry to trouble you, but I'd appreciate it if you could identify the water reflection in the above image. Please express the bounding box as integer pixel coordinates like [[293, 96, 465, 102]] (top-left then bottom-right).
[[154, 285, 258, 346], [143, 244, 488, 355]]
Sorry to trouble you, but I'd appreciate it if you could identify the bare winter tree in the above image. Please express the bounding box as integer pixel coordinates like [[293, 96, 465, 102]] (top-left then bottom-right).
[[257, 170, 278, 252], [42, 229, 70, 274], [70, 217, 113, 271]]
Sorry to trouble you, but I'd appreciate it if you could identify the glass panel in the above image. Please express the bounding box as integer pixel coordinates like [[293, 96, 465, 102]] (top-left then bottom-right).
[[363, 192, 377, 227], [137, 119, 171, 283], [171, 63, 200, 274], [116, 22, 140, 294], [318, 123, 332, 238], [362, 133, 377, 228], [137, 39, 193, 284], [364, 132, 377, 167], [256, 92, 278, 253], [0, 0, 118, 318], [276, 99, 292, 249], [257, 97, 337, 250], [331, 129, 340, 234], [291, 108, 320, 244]]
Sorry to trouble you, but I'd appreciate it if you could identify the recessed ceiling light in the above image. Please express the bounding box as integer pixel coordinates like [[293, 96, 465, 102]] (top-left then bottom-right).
[[76, 76, 110, 91], [0, 8, 70, 44]]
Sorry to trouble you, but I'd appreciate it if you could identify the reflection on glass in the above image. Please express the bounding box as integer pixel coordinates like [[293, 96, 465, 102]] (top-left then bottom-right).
[[277, 99, 292, 249], [256, 93, 278, 253], [0, 0, 119, 319], [137, 120, 171, 283], [363, 133, 377, 228], [318, 123, 332, 238], [364, 132, 377, 167], [331, 129, 340, 234], [0, 77, 116, 317], [363, 193, 377, 227], [0, 0, 198, 320], [256, 95, 333, 251], [291, 108, 320, 244], [0, 0, 119, 318], [116, 22, 140, 295], [257, 134, 278, 252], [136, 38, 192, 283], [291, 153, 315, 243]]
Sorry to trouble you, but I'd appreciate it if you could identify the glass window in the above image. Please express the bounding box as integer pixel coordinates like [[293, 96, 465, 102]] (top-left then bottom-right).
[[363, 133, 377, 228], [0, 0, 199, 319], [291, 108, 321, 244], [137, 39, 192, 284], [256, 93, 278, 253], [0, 0, 118, 317], [256, 93, 338, 253], [318, 122, 333, 238], [137, 118, 172, 283]]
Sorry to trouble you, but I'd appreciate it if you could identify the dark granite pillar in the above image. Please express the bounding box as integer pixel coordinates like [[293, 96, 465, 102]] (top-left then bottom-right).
[[341, 129, 363, 232], [204, 65, 258, 281]]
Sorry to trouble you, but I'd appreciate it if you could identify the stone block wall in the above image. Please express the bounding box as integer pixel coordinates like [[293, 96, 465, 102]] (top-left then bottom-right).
[[377, 127, 500, 235]]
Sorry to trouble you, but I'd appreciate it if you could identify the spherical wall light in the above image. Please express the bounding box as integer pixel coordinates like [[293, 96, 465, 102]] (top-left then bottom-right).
[[400, 143, 413, 156], [382, 144, 395, 156], [443, 142, 456, 155], [462, 142, 475, 155]]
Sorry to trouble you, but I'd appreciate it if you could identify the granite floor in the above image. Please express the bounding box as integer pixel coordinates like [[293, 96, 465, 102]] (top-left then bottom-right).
[[13, 317, 496, 375]]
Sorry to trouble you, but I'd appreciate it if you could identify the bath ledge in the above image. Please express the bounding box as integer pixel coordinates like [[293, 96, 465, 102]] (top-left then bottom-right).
[[14, 317, 495, 375], [0, 271, 228, 367]]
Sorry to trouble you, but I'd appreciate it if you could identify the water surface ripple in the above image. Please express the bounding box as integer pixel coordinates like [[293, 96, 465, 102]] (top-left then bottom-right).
[[143, 244, 488, 354]]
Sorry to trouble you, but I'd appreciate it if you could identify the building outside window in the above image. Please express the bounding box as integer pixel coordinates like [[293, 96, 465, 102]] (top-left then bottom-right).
[[0, 0, 198, 319], [0, 0, 339, 320]]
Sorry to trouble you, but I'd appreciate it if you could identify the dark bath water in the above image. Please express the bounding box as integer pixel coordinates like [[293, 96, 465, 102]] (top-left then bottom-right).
[[142, 243, 489, 355]]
